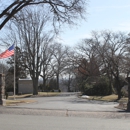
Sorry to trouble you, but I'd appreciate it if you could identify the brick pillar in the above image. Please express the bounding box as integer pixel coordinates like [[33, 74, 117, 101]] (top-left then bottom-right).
[[0, 74, 5, 105]]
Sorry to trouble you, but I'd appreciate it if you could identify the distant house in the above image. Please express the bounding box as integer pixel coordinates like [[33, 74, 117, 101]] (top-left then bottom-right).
[[18, 78, 43, 94], [19, 79, 33, 94]]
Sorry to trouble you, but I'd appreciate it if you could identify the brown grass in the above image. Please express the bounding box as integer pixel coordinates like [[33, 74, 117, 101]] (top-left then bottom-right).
[[38, 92, 59, 96], [89, 94, 128, 102], [8, 92, 59, 99], [8, 94, 32, 99], [5, 99, 36, 106], [5, 92, 60, 106]]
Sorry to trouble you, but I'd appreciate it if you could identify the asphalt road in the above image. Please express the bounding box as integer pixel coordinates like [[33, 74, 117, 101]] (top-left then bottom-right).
[[8, 94, 119, 112], [0, 93, 130, 130], [0, 114, 130, 130]]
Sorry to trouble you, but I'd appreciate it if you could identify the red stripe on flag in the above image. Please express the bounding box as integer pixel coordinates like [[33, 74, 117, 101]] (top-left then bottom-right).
[[0, 50, 14, 59]]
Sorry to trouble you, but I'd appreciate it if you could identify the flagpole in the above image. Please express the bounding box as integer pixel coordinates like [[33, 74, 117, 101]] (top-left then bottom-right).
[[0, 44, 15, 99], [14, 43, 16, 100]]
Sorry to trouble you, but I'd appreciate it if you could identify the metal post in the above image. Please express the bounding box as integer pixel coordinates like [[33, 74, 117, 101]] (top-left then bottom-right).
[[14, 44, 16, 100]]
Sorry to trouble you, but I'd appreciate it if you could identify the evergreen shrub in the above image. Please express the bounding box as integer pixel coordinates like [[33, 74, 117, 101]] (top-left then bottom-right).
[[82, 77, 112, 96]]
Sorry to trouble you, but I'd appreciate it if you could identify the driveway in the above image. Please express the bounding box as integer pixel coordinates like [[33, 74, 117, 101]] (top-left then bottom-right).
[[7, 93, 120, 112]]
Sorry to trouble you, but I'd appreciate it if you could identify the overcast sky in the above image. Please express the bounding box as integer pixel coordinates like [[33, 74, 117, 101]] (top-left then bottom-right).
[[58, 0, 130, 46]]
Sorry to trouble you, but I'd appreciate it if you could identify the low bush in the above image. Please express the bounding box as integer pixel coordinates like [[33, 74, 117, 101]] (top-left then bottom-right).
[[38, 84, 43, 91], [82, 76, 112, 96], [51, 89, 54, 92]]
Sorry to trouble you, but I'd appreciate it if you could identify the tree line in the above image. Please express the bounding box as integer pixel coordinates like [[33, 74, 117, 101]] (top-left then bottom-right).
[[0, 0, 87, 95], [2, 1, 130, 111], [3, 11, 130, 100]]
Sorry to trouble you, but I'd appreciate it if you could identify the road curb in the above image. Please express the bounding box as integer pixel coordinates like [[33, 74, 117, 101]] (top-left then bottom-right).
[[0, 107, 130, 118]]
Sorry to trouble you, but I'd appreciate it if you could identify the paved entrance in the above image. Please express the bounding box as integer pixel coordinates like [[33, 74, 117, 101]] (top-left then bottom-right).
[[7, 93, 119, 112]]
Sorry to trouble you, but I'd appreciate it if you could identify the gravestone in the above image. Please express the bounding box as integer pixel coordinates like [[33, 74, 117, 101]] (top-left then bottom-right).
[[0, 74, 5, 105]]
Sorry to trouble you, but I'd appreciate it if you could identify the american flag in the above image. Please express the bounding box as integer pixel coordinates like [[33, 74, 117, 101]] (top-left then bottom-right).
[[0, 44, 14, 59]]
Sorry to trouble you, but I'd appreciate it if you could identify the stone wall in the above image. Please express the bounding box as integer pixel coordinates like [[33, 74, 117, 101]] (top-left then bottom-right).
[[0, 74, 5, 105]]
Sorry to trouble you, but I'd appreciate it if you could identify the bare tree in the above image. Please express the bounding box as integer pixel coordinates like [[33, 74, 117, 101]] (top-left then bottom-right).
[[60, 48, 76, 92], [0, 0, 87, 30], [51, 43, 69, 90], [93, 31, 127, 100], [40, 41, 55, 92], [75, 30, 127, 99], [8, 8, 53, 95], [62, 65, 75, 92], [124, 36, 130, 111], [76, 38, 101, 81]]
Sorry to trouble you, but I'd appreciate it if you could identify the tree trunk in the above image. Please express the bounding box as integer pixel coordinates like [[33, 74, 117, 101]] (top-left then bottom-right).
[[117, 87, 121, 100], [42, 68, 46, 91], [127, 83, 130, 111], [42, 77, 46, 92], [68, 84, 70, 92], [127, 77, 130, 111], [67, 76, 71, 92], [33, 78, 38, 95], [116, 79, 121, 100], [107, 73, 113, 94], [56, 74, 59, 90], [67, 80, 70, 92], [115, 78, 121, 100], [16, 77, 19, 95]]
